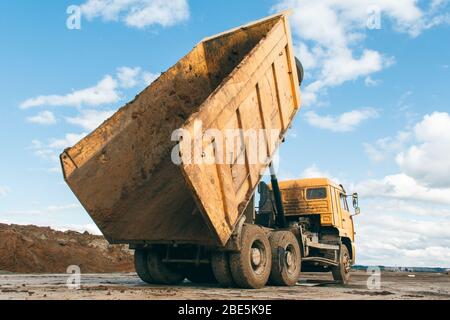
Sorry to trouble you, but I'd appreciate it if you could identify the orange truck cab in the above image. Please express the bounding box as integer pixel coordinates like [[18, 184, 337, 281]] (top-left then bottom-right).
[[255, 177, 360, 284]]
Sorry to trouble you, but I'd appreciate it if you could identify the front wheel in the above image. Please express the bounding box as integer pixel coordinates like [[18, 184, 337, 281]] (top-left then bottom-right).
[[332, 245, 351, 285]]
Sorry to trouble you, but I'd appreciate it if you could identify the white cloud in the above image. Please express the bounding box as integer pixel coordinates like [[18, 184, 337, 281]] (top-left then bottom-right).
[[26, 111, 57, 125], [0, 186, 10, 197], [55, 224, 102, 236], [364, 76, 381, 87], [81, 0, 190, 29], [117, 66, 142, 88], [364, 131, 411, 162], [117, 67, 160, 88], [20, 66, 157, 110], [300, 164, 342, 184], [396, 112, 450, 188], [20, 75, 120, 109], [364, 198, 450, 218], [3, 204, 82, 216], [319, 49, 387, 88], [32, 133, 87, 162], [356, 211, 450, 267], [66, 109, 115, 131], [357, 173, 450, 206], [272, 0, 449, 106], [294, 42, 320, 70], [142, 71, 160, 85], [365, 112, 450, 188], [22, 65, 157, 169], [48, 133, 87, 149], [305, 108, 379, 132]]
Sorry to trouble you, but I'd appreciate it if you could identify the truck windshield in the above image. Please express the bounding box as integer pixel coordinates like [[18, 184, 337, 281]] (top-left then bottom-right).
[[306, 188, 327, 200]]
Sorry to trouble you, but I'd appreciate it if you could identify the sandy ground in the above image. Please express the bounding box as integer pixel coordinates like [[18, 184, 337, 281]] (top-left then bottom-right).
[[1, 271, 449, 300]]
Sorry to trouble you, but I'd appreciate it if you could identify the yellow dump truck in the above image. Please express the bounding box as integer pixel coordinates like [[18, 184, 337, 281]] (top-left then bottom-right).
[[60, 12, 360, 289]]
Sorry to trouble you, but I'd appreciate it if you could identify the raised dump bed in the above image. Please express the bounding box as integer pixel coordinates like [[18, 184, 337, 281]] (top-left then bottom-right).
[[61, 12, 301, 247]]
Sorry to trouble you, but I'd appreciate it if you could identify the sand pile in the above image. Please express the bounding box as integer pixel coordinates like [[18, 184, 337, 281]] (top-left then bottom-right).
[[0, 224, 134, 274]]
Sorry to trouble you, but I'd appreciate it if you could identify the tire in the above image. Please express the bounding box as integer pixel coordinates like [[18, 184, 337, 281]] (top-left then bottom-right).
[[269, 231, 301, 286], [332, 244, 351, 285], [295, 57, 304, 85], [134, 249, 154, 284], [229, 224, 272, 289], [186, 264, 217, 284], [211, 252, 235, 287], [147, 249, 185, 285]]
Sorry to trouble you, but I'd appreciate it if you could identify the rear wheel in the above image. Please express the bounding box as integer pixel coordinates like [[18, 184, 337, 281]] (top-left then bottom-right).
[[147, 249, 185, 285], [332, 245, 351, 285], [269, 231, 301, 286], [134, 248, 154, 284], [186, 264, 217, 284], [229, 224, 272, 289], [211, 251, 235, 287]]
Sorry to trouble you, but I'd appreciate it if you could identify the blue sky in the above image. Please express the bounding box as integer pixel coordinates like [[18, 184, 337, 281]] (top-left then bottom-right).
[[1, 0, 450, 267]]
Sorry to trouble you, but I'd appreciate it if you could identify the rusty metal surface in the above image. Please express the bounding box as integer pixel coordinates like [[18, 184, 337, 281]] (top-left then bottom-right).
[[61, 12, 301, 246]]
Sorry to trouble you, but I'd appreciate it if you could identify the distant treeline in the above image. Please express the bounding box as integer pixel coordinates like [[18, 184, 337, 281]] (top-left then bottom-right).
[[352, 265, 450, 273]]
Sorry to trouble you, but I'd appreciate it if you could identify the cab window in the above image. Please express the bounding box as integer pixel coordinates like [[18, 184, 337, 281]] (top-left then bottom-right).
[[340, 193, 349, 211], [306, 188, 327, 200]]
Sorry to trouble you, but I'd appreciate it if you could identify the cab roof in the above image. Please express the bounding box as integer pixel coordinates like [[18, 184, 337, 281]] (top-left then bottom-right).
[[276, 178, 343, 190]]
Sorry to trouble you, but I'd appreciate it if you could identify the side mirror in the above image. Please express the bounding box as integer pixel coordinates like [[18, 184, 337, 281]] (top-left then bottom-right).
[[352, 193, 359, 209], [352, 193, 361, 216]]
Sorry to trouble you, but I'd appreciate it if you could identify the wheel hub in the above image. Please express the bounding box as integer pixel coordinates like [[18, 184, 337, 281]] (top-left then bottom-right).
[[285, 251, 294, 267], [251, 248, 262, 266], [343, 253, 351, 273]]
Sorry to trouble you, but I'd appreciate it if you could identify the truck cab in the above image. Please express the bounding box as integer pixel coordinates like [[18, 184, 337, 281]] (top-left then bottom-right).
[[256, 178, 360, 284]]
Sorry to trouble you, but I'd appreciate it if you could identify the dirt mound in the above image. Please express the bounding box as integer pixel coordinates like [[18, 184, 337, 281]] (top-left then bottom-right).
[[0, 224, 134, 274]]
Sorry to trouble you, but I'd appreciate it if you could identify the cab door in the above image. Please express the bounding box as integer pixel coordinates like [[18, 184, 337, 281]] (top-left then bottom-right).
[[338, 191, 355, 241]]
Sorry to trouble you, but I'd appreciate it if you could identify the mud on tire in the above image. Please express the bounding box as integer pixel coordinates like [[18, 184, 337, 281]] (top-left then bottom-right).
[[134, 248, 154, 284], [147, 249, 185, 285], [211, 251, 235, 288], [332, 244, 351, 285], [269, 231, 301, 286], [229, 224, 272, 289]]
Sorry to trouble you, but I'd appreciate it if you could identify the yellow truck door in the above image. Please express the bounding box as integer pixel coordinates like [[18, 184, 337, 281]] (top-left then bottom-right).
[[337, 190, 354, 241]]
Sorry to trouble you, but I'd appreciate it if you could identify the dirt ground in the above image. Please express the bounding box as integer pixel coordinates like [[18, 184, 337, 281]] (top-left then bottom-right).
[[1, 270, 449, 300]]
